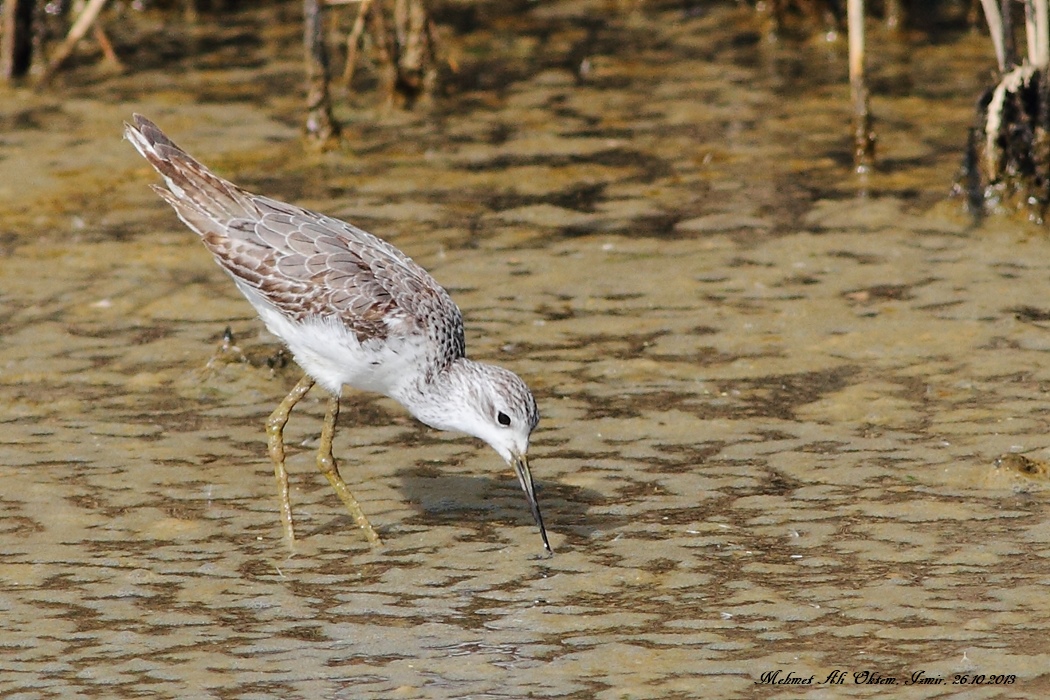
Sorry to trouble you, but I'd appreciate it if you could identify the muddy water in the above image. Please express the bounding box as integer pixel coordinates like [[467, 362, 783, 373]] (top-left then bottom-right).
[[2, 1, 1050, 697]]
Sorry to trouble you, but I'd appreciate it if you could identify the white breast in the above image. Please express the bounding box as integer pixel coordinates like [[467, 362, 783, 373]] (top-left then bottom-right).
[[236, 280, 426, 397]]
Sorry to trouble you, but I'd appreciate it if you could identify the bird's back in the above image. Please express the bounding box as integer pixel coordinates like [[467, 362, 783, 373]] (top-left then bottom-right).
[[125, 115, 466, 372]]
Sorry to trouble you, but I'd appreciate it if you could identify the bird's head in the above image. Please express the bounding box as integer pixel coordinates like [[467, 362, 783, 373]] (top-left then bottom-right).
[[420, 360, 550, 553]]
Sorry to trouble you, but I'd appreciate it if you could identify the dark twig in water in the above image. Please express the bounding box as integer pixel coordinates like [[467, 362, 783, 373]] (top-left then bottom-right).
[[37, 0, 110, 85], [341, 0, 374, 88], [338, 0, 438, 108], [1, 0, 34, 80], [304, 0, 340, 144]]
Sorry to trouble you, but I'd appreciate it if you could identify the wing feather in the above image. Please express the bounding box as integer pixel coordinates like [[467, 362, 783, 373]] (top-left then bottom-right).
[[125, 115, 465, 364]]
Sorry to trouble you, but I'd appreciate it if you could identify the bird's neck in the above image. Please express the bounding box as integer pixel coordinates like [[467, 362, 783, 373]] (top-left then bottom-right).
[[392, 357, 481, 434]]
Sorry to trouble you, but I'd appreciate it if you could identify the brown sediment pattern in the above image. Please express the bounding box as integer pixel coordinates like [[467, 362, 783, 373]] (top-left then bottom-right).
[[1, 2, 1049, 697]]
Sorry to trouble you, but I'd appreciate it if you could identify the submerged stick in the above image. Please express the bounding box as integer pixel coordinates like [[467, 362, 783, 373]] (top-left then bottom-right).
[[980, 0, 1006, 72], [38, 0, 110, 85], [1, 0, 34, 80], [342, 0, 374, 87], [1032, 0, 1049, 67], [847, 0, 875, 172], [304, 0, 339, 143]]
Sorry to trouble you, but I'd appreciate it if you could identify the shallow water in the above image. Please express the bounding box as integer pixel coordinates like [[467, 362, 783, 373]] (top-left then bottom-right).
[[2, 1, 1050, 698]]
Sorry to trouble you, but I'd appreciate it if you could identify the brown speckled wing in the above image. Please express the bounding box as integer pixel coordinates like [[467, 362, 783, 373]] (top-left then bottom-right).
[[126, 114, 465, 366]]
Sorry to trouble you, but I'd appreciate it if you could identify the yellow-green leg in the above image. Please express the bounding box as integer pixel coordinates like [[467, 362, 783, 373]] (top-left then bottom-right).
[[266, 374, 316, 542], [317, 393, 383, 547]]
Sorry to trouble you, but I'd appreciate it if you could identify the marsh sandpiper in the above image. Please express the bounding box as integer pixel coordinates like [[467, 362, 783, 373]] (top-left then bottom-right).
[[125, 115, 550, 553]]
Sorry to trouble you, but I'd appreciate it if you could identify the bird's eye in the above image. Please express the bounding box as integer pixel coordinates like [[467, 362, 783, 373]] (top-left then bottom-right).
[[497, 411, 511, 427]]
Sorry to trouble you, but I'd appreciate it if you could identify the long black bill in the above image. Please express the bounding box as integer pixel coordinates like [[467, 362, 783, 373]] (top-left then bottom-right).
[[511, 453, 551, 554]]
